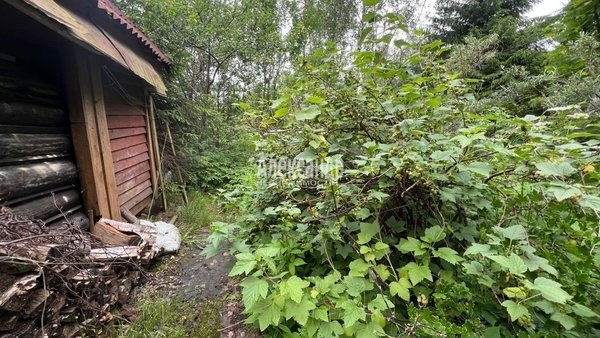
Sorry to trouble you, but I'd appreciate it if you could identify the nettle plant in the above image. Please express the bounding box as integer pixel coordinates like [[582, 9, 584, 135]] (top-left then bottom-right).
[[204, 14, 600, 338]]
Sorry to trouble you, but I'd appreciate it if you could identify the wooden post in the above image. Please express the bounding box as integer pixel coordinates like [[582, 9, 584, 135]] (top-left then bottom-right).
[[89, 57, 121, 221], [63, 50, 121, 220], [144, 91, 158, 209]]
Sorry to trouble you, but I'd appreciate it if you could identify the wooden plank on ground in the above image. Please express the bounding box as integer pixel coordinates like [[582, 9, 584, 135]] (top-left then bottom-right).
[[112, 143, 148, 162], [106, 115, 145, 129], [89, 246, 140, 262], [97, 218, 155, 245], [115, 161, 150, 185], [110, 134, 147, 151], [109, 127, 146, 140]]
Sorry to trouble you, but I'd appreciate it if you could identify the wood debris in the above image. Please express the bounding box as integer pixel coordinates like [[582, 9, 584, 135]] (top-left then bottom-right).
[[0, 207, 167, 337]]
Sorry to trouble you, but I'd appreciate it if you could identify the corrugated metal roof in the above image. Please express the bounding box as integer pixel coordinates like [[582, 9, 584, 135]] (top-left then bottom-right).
[[96, 0, 172, 67], [6, 0, 168, 95]]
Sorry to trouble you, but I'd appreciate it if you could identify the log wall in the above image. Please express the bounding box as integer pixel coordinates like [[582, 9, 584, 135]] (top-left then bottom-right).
[[103, 72, 153, 215], [0, 46, 83, 224]]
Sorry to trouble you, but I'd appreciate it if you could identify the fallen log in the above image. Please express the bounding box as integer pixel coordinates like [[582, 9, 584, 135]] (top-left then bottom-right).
[[120, 207, 140, 225]]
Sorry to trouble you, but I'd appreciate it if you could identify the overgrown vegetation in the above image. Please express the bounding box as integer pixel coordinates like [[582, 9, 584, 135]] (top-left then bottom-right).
[[178, 191, 220, 244], [112, 294, 223, 338], [202, 5, 600, 338], [113, 0, 600, 336], [108, 193, 226, 338]]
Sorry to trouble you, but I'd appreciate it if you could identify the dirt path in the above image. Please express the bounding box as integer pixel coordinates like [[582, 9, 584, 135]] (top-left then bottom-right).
[[117, 227, 259, 338]]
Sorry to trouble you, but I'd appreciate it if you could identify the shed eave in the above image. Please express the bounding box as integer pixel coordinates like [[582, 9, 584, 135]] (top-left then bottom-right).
[[5, 0, 167, 96]]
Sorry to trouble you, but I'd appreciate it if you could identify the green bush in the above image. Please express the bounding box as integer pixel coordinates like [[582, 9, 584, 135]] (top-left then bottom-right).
[[204, 15, 600, 338]]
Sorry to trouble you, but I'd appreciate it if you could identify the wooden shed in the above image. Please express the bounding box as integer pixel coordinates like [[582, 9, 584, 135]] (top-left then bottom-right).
[[0, 0, 170, 225]]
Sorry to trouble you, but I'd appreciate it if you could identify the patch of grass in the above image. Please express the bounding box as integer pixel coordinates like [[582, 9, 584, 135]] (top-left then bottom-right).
[[178, 191, 220, 245], [111, 293, 223, 338]]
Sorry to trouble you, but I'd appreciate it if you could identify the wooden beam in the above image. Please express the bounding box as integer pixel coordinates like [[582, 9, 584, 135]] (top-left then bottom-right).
[[0, 102, 67, 126], [0, 134, 71, 159], [63, 50, 120, 219], [0, 161, 77, 202], [145, 93, 158, 206], [89, 56, 121, 221], [12, 189, 80, 221]]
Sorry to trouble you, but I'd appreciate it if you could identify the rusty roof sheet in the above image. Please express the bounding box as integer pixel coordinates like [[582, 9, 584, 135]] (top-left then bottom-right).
[[7, 0, 167, 95], [96, 0, 172, 67]]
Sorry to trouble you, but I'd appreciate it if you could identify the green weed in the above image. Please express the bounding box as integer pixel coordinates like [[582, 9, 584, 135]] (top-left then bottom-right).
[[177, 191, 220, 245], [112, 294, 223, 338]]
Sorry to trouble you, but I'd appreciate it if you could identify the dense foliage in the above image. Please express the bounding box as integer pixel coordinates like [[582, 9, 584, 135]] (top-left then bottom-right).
[[114, 0, 431, 190], [203, 7, 600, 338], [114, 0, 600, 335]]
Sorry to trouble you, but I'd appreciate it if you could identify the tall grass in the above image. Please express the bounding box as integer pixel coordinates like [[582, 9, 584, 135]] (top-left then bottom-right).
[[177, 191, 220, 245]]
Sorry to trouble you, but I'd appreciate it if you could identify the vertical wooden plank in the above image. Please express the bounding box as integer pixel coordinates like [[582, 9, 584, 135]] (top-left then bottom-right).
[[145, 91, 158, 201], [89, 56, 121, 221], [63, 50, 109, 218]]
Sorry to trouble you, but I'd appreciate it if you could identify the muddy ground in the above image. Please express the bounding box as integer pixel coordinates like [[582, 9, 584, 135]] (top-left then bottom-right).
[[117, 226, 260, 338]]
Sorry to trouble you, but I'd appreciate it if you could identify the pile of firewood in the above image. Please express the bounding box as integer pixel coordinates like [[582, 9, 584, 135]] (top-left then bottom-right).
[[0, 207, 163, 337]]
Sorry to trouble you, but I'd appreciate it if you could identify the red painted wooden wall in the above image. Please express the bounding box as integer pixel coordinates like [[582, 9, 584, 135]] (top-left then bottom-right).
[[103, 72, 154, 215]]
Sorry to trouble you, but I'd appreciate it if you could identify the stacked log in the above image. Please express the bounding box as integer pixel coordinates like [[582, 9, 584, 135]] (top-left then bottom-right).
[[0, 207, 162, 337]]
